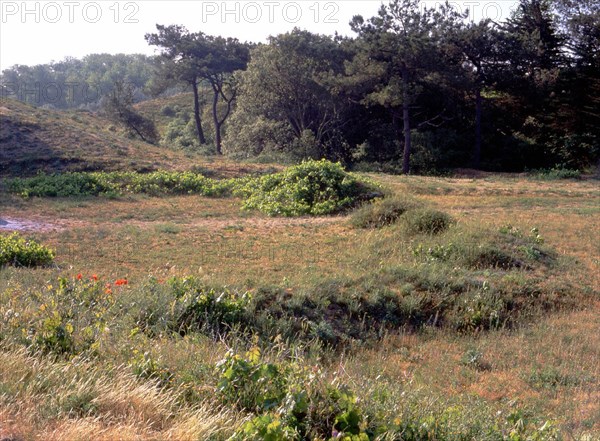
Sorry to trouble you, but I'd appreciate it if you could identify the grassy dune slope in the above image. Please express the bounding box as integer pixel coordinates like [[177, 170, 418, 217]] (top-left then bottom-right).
[[0, 97, 276, 179]]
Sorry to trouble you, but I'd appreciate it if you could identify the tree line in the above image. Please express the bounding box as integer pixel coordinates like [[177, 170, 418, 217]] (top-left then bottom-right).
[[2, 0, 598, 173]]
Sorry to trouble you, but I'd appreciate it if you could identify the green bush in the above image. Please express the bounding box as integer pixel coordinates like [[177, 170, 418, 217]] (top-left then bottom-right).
[[0, 232, 55, 267], [350, 196, 418, 229], [403, 208, 453, 235], [217, 348, 288, 413], [235, 159, 381, 217]]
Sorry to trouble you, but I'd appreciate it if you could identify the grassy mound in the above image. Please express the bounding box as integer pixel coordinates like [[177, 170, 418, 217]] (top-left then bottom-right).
[[402, 208, 454, 235], [350, 196, 419, 228]]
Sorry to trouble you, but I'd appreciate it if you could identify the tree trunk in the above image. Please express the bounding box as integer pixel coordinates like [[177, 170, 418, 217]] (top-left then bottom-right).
[[191, 80, 206, 145], [392, 111, 402, 162], [401, 69, 411, 175], [212, 88, 222, 155], [473, 87, 482, 169]]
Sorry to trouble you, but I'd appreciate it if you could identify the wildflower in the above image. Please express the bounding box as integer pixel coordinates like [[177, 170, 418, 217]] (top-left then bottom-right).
[[105, 283, 112, 295], [91, 274, 98, 282], [76, 273, 82, 280], [115, 278, 128, 286]]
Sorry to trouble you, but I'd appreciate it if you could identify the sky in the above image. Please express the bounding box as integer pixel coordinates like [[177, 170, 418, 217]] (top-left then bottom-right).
[[0, 0, 519, 72]]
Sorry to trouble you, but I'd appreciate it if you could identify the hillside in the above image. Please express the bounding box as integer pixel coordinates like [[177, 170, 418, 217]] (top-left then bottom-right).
[[0, 97, 202, 177], [0, 97, 276, 179], [134, 92, 196, 135]]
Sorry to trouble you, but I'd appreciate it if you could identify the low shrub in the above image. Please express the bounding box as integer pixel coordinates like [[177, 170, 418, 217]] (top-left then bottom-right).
[[235, 159, 381, 216], [5, 171, 235, 198], [5, 172, 116, 197], [350, 196, 418, 229], [0, 232, 55, 267], [5, 276, 116, 356], [172, 282, 251, 336]]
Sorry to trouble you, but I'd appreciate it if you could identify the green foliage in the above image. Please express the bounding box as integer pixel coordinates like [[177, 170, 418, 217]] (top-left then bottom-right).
[[129, 349, 174, 386], [5, 162, 378, 218], [220, 349, 370, 440], [350, 196, 418, 228], [4, 276, 116, 356], [5, 172, 118, 198], [128, 276, 251, 339], [0, 232, 55, 267], [161, 113, 202, 151], [402, 208, 454, 235], [234, 414, 298, 440], [217, 347, 288, 413], [5, 171, 234, 198], [1, 53, 156, 109], [236, 160, 381, 216], [529, 168, 582, 180], [224, 29, 352, 160]]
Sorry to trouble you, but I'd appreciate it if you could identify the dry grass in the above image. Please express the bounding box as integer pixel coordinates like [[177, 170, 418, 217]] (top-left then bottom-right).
[[0, 349, 241, 441]]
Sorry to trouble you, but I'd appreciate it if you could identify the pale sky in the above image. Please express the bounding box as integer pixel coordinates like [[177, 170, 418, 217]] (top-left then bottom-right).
[[0, 1, 519, 71]]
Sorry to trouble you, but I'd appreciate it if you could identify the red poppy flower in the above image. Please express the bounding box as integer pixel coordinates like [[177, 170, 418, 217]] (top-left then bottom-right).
[[76, 273, 82, 280], [91, 275, 98, 281], [115, 279, 128, 286]]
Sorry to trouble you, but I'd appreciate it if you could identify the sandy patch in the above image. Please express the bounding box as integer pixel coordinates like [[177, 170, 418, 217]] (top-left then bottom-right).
[[0, 217, 65, 233]]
